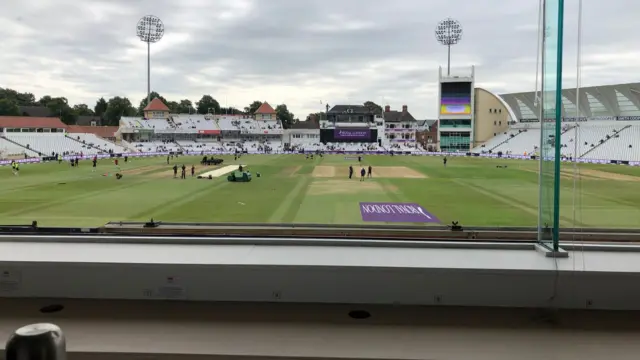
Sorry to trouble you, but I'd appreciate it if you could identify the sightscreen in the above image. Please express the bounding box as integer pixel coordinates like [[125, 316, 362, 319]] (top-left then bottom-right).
[[440, 82, 472, 115]]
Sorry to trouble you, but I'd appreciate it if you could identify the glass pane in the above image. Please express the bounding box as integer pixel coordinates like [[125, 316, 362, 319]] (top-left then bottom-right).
[[539, 0, 565, 249]]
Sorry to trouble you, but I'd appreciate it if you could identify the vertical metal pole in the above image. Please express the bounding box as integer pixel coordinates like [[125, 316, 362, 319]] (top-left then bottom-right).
[[552, 0, 565, 250], [147, 41, 151, 107], [572, 0, 583, 230], [447, 44, 451, 76], [537, 0, 546, 243]]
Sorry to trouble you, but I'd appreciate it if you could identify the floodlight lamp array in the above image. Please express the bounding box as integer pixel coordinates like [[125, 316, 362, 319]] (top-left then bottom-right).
[[136, 15, 164, 43], [435, 18, 463, 46]]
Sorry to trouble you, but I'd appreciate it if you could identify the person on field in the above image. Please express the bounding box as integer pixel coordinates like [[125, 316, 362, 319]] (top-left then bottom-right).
[[75, 158, 79, 167], [181, 164, 186, 179], [92, 156, 97, 172], [173, 164, 178, 178], [349, 165, 353, 179], [367, 165, 372, 178], [443, 156, 447, 167], [191, 165, 195, 177], [167, 155, 170, 165], [360, 167, 366, 181]]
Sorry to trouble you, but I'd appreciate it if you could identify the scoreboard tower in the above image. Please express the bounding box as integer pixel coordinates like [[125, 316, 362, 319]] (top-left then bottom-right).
[[437, 65, 475, 152]]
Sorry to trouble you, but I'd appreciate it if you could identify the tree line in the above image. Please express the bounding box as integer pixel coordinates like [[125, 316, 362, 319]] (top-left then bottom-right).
[[0, 88, 298, 129]]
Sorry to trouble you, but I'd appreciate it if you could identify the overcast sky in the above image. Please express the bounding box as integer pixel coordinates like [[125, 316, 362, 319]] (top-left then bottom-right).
[[1, 0, 638, 119]]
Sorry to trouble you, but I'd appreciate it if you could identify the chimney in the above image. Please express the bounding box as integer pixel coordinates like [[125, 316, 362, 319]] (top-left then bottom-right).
[[384, 105, 390, 112], [402, 105, 408, 112]]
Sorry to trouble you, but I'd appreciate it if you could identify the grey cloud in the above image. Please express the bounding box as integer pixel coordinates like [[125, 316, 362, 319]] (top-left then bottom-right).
[[1, 0, 639, 119]]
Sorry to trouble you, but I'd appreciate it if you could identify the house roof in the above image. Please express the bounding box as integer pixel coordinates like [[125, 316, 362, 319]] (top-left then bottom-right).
[[254, 102, 276, 114], [66, 125, 118, 138], [18, 106, 52, 117], [144, 98, 170, 112], [291, 120, 320, 129], [328, 105, 376, 114], [0, 116, 67, 129], [383, 110, 416, 122], [76, 115, 102, 126]]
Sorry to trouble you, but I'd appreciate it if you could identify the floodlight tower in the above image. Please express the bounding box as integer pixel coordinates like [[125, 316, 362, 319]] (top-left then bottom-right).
[[435, 18, 463, 76], [136, 15, 165, 107]]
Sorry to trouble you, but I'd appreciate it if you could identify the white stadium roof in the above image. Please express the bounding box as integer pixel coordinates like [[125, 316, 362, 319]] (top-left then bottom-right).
[[499, 82, 640, 120]]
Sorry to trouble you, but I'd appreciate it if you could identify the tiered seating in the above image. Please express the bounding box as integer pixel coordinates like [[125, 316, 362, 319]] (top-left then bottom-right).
[[324, 142, 382, 152], [176, 140, 226, 152], [69, 133, 126, 153], [120, 117, 146, 129], [129, 141, 181, 153], [582, 124, 640, 161], [171, 115, 220, 131], [473, 131, 520, 153], [0, 138, 40, 158], [217, 117, 241, 131], [561, 123, 621, 158], [120, 117, 177, 131], [491, 129, 539, 155], [239, 119, 282, 133], [474, 121, 640, 161], [388, 143, 418, 152], [5, 133, 98, 156]]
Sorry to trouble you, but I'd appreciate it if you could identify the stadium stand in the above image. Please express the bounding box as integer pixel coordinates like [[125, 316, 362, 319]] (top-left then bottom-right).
[[0, 137, 40, 158], [7, 86, 640, 164], [472, 121, 640, 161], [472, 83, 640, 162]]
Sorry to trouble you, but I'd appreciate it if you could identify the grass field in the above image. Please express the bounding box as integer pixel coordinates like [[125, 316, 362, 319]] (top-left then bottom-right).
[[1, 154, 640, 228]]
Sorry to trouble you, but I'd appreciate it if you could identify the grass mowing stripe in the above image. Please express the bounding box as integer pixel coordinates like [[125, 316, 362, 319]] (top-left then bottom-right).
[[452, 179, 585, 227], [126, 180, 229, 221], [270, 176, 312, 223], [1, 176, 156, 218]]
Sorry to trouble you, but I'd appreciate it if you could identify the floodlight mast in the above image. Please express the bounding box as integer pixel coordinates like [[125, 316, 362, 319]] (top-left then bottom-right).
[[435, 18, 463, 76], [136, 15, 164, 108]]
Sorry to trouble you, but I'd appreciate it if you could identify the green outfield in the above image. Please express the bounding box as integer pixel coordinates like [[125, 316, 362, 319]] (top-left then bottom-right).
[[1, 154, 640, 228]]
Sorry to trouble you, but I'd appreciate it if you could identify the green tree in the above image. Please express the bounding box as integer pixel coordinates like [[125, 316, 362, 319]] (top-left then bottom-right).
[[176, 99, 195, 114], [275, 104, 295, 129], [196, 95, 220, 114], [94, 97, 108, 116], [166, 101, 180, 113], [219, 107, 243, 115], [0, 88, 36, 106], [244, 100, 263, 114], [137, 91, 168, 115], [39, 96, 76, 124], [363, 101, 383, 115], [306, 112, 324, 121], [0, 98, 20, 116], [73, 104, 94, 116], [104, 97, 137, 126]]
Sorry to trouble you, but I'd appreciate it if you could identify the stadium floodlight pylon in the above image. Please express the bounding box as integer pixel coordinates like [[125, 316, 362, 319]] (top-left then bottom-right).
[[435, 18, 463, 76], [136, 15, 165, 108], [538, 0, 565, 252]]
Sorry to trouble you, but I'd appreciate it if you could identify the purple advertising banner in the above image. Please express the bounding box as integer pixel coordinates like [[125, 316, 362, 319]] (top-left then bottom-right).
[[334, 128, 370, 140], [359, 202, 440, 223]]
